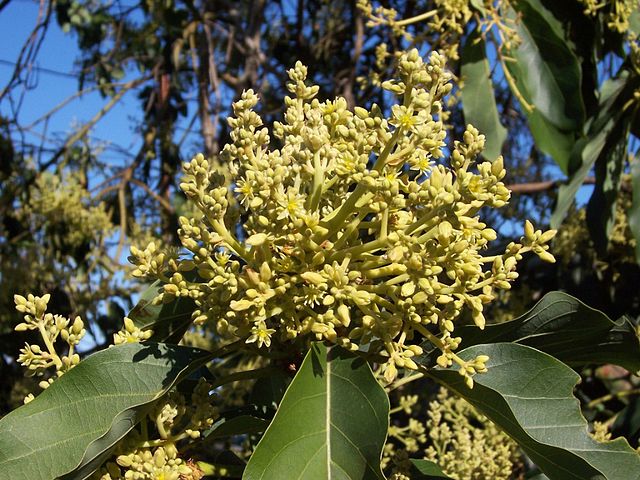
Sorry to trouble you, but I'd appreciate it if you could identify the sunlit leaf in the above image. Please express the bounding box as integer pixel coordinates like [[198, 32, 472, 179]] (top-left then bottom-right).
[[243, 343, 389, 480], [430, 343, 640, 479], [461, 28, 507, 160], [511, 0, 585, 131], [454, 291, 640, 372], [0, 342, 210, 480]]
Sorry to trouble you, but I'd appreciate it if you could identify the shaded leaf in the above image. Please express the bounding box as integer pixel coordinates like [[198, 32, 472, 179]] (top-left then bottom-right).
[[461, 28, 507, 160], [526, 107, 576, 173], [205, 407, 270, 440], [455, 291, 640, 372], [430, 343, 640, 479], [512, 0, 585, 131], [410, 459, 454, 479], [629, 152, 640, 264], [249, 368, 290, 412], [551, 71, 637, 229], [612, 396, 640, 446], [0, 342, 210, 480], [128, 280, 195, 343], [586, 120, 628, 253], [243, 343, 389, 480], [198, 451, 246, 478]]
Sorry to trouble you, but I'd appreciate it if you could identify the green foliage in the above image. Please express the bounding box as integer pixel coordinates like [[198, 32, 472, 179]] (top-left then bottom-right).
[[126, 280, 195, 343], [0, 342, 210, 480], [244, 343, 389, 480], [429, 343, 640, 480], [410, 459, 453, 479], [455, 291, 640, 372], [552, 71, 638, 236], [510, 0, 586, 132], [460, 29, 507, 160]]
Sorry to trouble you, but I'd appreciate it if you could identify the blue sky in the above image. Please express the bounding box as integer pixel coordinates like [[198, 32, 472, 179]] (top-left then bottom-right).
[[0, 0, 143, 166]]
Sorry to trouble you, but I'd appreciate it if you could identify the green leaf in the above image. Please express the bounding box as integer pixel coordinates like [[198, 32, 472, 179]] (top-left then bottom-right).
[[551, 71, 637, 229], [612, 396, 640, 443], [128, 280, 195, 343], [0, 342, 210, 480], [461, 28, 507, 160], [205, 408, 270, 440], [249, 368, 290, 412], [526, 107, 576, 173], [630, 8, 640, 36], [503, 46, 575, 173], [410, 459, 454, 479], [512, 0, 585, 131], [586, 120, 628, 253], [243, 343, 389, 480], [629, 151, 640, 264], [430, 343, 640, 480], [455, 291, 640, 372], [198, 451, 246, 478]]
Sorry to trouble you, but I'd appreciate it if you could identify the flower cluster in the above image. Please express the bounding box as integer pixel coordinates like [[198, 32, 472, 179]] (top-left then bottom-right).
[[384, 389, 519, 479], [27, 171, 113, 250], [92, 368, 217, 480], [13, 293, 86, 401], [423, 388, 519, 479], [113, 316, 154, 344], [357, 0, 519, 60], [130, 49, 556, 386], [579, 0, 637, 34]]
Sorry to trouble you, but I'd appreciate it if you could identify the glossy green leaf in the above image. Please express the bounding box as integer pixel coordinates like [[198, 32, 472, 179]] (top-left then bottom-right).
[[430, 343, 640, 479], [503, 48, 575, 173], [0, 342, 210, 480], [512, 0, 585, 131], [455, 291, 640, 372], [410, 459, 453, 479], [243, 343, 389, 480], [526, 107, 576, 173], [128, 280, 195, 343], [461, 29, 507, 160], [629, 151, 640, 263]]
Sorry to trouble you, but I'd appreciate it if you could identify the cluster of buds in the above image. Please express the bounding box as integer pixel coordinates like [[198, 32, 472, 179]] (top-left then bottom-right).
[[14, 293, 86, 399], [113, 317, 153, 344], [105, 445, 194, 480], [153, 379, 218, 442], [423, 388, 518, 479], [580, 0, 637, 34], [357, 1, 520, 60], [95, 379, 216, 480], [27, 171, 113, 250], [129, 49, 556, 387]]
